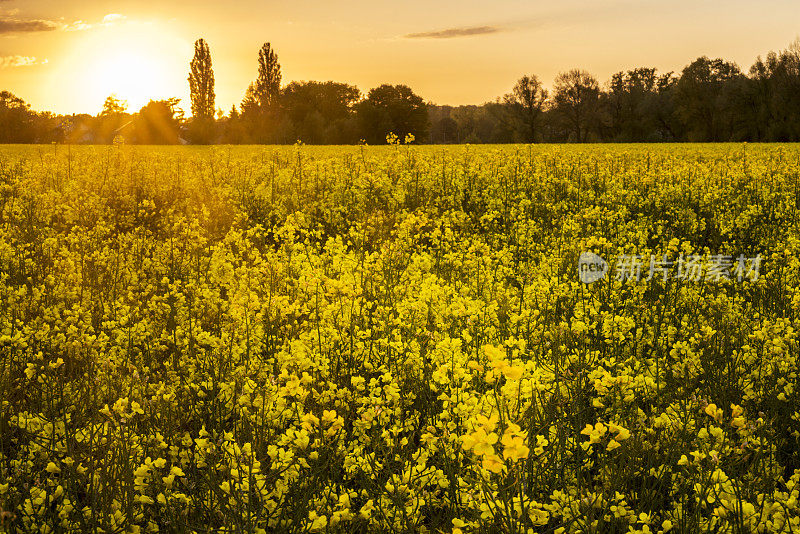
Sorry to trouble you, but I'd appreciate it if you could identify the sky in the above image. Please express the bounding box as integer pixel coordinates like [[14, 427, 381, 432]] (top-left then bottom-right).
[[1, 0, 799, 115]]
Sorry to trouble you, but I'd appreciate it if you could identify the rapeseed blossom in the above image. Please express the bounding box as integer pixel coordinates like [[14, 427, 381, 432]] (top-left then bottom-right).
[[1, 144, 799, 532]]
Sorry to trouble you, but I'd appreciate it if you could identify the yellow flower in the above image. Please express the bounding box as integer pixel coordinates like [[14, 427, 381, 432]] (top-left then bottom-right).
[[608, 422, 631, 441], [359, 500, 374, 519], [309, 512, 328, 531], [24, 363, 36, 379], [321, 410, 338, 426], [475, 414, 498, 432], [580, 422, 608, 444], [705, 403, 723, 422], [730, 404, 746, 428], [462, 427, 498, 457], [483, 344, 505, 361], [481, 453, 504, 473], [502, 434, 530, 461], [502, 364, 524, 381]]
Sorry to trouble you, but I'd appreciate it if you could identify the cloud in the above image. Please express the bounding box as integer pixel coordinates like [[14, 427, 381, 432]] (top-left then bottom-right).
[[404, 25, 502, 39], [103, 13, 126, 24], [62, 13, 126, 32], [0, 18, 58, 34], [0, 55, 47, 68], [0, 6, 125, 34], [63, 20, 92, 31]]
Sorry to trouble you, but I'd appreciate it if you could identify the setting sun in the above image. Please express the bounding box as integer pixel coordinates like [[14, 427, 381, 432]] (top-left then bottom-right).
[[84, 50, 171, 112], [54, 22, 191, 114]]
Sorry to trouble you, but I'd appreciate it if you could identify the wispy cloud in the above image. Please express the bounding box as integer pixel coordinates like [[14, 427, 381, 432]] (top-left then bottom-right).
[[63, 20, 91, 32], [405, 25, 502, 39], [0, 12, 126, 34], [0, 55, 47, 68], [103, 13, 126, 24], [63, 13, 127, 32], [0, 18, 58, 34]]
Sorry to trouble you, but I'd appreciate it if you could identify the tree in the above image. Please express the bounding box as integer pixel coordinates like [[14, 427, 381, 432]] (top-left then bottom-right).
[[241, 42, 282, 142], [356, 84, 428, 144], [101, 95, 128, 117], [134, 99, 184, 144], [188, 39, 216, 143], [0, 91, 37, 143], [748, 41, 800, 141], [281, 81, 360, 143], [504, 75, 548, 142], [553, 69, 601, 142], [428, 106, 459, 143], [189, 39, 215, 119], [675, 56, 742, 141], [96, 95, 130, 144], [642, 72, 682, 141], [242, 43, 282, 113], [602, 67, 678, 141]]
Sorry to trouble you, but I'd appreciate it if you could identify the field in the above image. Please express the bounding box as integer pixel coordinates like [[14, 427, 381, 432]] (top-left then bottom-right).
[[0, 143, 799, 533]]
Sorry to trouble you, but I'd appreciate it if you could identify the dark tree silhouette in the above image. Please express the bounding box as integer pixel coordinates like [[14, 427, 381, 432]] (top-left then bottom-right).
[[188, 39, 216, 143], [7, 38, 800, 145], [281, 81, 360, 144], [356, 84, 428, 144], [241, 42, 282, 142], [243, 43, 281, 112], [134, 99, 184, 144], [553, 69, 601, 142], [189, 39, 215, 119], [0, 91, 37, 143], [504, 75, 548, 142], [675, 57, 742, 141], [748, 41, 800, 141]]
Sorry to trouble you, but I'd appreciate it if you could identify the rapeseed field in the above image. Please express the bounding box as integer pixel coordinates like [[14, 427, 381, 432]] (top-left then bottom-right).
[[0, 143, 798, 533]]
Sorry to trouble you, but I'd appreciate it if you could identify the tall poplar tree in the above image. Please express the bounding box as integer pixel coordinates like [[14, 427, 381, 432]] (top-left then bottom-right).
[[189, 39, 215, 120], [241, 42, 282, 142]]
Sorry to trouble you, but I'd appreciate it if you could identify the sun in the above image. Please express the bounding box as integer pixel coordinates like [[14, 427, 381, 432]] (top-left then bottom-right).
[[59, 22, 191, 114], [86, 50, 173, 112]]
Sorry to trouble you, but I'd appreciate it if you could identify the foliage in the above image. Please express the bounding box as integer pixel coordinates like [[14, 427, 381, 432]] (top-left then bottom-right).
[[133, 99, 184, 145], [503, 75, 548, 143], [240, 43, 283, 143], [188, 39, 217, 144], [7, 39, 800, 145], [281, 81, 361, 144], [356, 84, 429, 144]]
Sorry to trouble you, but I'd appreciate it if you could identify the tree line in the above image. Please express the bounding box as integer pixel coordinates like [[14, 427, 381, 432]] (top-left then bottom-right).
[[3, 38, 800, 144]]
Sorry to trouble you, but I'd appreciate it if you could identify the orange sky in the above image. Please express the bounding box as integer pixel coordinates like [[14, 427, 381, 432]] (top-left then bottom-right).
[[2, 0, 799, 115]]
